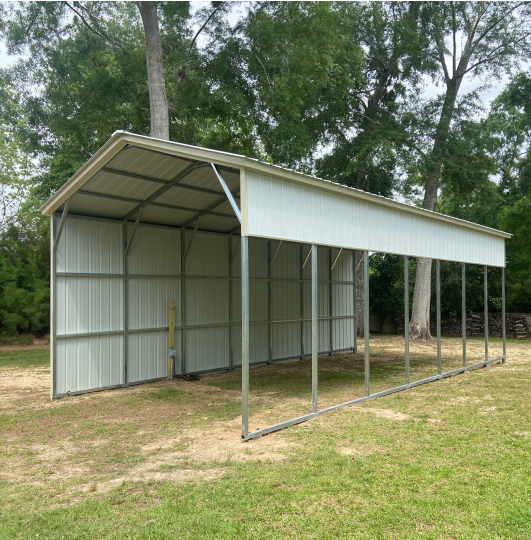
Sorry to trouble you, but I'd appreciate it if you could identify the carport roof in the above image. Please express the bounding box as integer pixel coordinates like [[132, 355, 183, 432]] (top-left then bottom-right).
[[40, 131, 512, 239]]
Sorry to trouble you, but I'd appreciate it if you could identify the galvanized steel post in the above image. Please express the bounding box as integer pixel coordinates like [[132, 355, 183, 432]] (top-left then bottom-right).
[[51, 214, 57, 399], [123, 223, 129, 383], [267, 240, 272, 364], [364, 252, 370, 397], [241, 235, 250, 438], [329, 248, 333, 355], [436, 260, 441, 375], [228, 234, 233, 369], [462, 263, 466, 367], [353, 251, 357, 352], [502, 267, 506, 362], [300, 244, 304, 359], [404, 256, 409, 385], [180, 228, 186, 376], [311, 244, 318, 413], [484, 265, 488, 362]]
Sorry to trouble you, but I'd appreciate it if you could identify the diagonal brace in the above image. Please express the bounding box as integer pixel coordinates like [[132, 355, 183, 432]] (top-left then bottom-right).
[[53, 199, 71, 253], [211, 164, 241, 222]]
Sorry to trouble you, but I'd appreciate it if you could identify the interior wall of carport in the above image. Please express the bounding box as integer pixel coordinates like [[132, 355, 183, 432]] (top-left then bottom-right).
[[51, 213, 356, 398]]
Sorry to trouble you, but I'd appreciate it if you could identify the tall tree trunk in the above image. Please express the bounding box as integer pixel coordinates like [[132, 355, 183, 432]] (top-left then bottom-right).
[[138, 1, 169, 140], [409, 80, 461, 340]]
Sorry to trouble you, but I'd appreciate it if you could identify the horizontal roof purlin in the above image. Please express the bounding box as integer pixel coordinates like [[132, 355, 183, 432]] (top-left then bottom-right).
[[40, 131, 512, 240]]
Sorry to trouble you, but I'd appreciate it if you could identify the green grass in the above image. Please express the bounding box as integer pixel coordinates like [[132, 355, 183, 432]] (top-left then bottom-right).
[[1, 339, 531, 539], [0, 348, 49, 369]]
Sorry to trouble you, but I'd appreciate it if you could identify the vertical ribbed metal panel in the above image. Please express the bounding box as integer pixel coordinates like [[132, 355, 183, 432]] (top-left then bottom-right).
[[246, 172, 506, 267], [271, 281, 301, 320], [232, 323, 269, 366], [185, 232, 229, 277], [272, 322, 301, 359], [231, 237, 267, 279], [55, 213, 359, 395], [128, 331, 176, 382], [271, 241, 300, 279], [331, 248, 353, 281], [332, 284, 354, 316], [55, 216, 124, 395], [127, 225, 181, 276], [186, 278, 229, 325], [126, 226, 182, 382], [186, 327, 229, 371], [231, 279, 267, 323], [128, 278, 181, 330], [56, 276, 123, 335], [56, 335, 123, 394], [57, 217, 123, 274], [332, 318, 354, 350], [303, 283, 329, 319], [303, 321, 330, 355]]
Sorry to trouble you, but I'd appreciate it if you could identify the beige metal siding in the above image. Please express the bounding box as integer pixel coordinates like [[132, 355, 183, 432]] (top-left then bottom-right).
[[246, 172, 506, 267]]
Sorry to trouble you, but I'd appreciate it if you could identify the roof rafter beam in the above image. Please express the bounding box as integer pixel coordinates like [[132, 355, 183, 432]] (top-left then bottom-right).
[[100, 166, 240, 200], [122, 161, 200, 221], [180, 186, 241, 229], [75, 190, 238, 221]]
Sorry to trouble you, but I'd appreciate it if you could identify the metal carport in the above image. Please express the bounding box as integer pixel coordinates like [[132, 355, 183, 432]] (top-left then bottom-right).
[[41, 131, 511, 440]]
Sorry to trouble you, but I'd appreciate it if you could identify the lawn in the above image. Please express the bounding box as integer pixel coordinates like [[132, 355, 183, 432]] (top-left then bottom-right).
[[1, 336, 530, 539]]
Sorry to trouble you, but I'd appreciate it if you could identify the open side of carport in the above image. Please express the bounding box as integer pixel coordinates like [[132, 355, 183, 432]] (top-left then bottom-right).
[[41, 131, 511, 440]]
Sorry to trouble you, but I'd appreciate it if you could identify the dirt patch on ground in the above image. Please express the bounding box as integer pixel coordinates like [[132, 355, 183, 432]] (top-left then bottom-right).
[[0, 367, 49, 407], [351, 406, 410, 421], [336, 445, 380, 458]]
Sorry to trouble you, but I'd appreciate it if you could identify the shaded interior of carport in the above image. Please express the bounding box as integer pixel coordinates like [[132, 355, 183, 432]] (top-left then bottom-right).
[[43, 132, 510, 441]]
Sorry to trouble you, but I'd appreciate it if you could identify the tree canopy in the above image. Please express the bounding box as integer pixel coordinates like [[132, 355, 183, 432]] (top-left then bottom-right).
[[0, 1, 530, 337]]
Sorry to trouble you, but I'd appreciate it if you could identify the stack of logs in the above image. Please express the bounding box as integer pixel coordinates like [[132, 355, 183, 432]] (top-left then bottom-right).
[[394, 312, 530, 339]]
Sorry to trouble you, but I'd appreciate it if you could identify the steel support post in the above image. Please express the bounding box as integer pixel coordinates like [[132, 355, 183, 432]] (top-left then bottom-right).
[[300, 245, 304, 359], [353, 251, 357, 352], [364, 252, 370, 397], [51, 214, 57, 399], [123, 223, 129, 383], [502, 267, 506, 363], [404, 256, 409, 385], [462, 263, 466, 367], [329, 248, 333, 355], [268, 241, 272, 364], [229, 234, 233, 368], [311, 244, 318, 414], [180, 228, 186, 376], [484, 265, 489, 362], [436, 260, 441, 375], [241, 235, 250, 438]]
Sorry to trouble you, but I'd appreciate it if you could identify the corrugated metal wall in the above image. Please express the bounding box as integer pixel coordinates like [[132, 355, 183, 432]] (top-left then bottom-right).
[[246, 172, 506, 267], [54, 215, 355, 396], [55, 215, 125, 395]]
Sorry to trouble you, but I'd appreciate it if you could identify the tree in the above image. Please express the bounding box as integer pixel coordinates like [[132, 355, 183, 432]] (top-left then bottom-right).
[[409, 2, 531, 340], [138, 1, 169, 140]]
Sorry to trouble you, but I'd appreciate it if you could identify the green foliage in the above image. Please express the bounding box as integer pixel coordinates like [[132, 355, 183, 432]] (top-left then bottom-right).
[[0, 218, 50, 336], [369, 254, 404, 321], [1, 1, 531, 335], [499, 197, 531, 312]]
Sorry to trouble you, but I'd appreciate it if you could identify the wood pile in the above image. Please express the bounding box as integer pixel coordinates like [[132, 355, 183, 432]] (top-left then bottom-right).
[[393, 312, 530, 339]]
